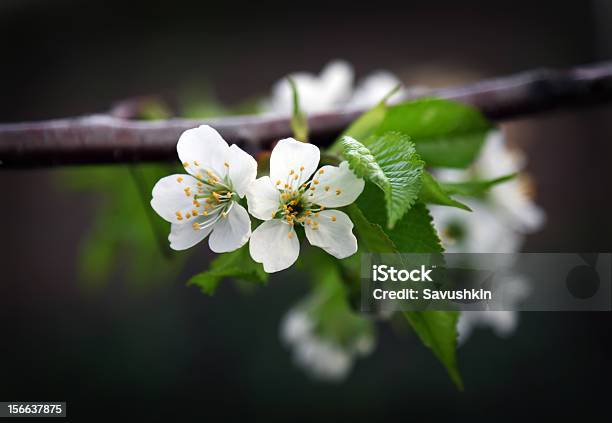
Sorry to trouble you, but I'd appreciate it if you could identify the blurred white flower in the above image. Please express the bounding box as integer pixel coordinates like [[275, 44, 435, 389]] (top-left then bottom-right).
[[349, 70, 402, 109], [264, 60, 354, 114], [263, 60, 404, 115], [150, 125, 256, 252], [436, 131, 546, 234], [457, 275, 531, 344], [247, 138, 364, 273], [432, 130, 545, 342], [281, 306, 374, 382]]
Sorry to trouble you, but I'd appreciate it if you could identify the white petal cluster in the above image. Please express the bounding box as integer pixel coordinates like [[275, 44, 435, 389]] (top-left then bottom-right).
[[431, 130, 545, 342], [151, 128, 364, 273], [262, 60, 403, 115]]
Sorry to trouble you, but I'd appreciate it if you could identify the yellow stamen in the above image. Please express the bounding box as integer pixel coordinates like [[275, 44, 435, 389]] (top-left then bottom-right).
[[336, 189, 342, 196], [331, 215, 337, 222], [300, 166, 305, 171], [313, 180, 319, 185], [324, 186, 330, 192], [289, 169, 294, 175], [319, 169, 324, 174], [177, 176, 183, 183], [224, 162, 230, 168], [194, 160, 200, 167], [276, 180, 281, 185], [182, 162, 189, 168], [185, 213, 191, 219]]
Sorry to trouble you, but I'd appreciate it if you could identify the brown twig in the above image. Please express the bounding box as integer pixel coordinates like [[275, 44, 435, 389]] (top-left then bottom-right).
[[1, 61, 612, 168]]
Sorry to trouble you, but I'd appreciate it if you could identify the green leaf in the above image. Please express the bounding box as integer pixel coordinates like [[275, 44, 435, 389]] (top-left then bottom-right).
[[374, 98, 492, 168], [344, 204, 397, 253], [341, 133, 425, 229], [403, 311, 463, 390], [419, 171, 471, 211], [440, 173, 516, 197], [344, 102, 386, 138], [356, 183, 443, 253], [288, 77, 309, 142], [187, 245, 267, 295]]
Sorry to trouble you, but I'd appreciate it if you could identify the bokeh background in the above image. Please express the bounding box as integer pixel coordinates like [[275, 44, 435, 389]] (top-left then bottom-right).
[[1, 0, 611, 420]]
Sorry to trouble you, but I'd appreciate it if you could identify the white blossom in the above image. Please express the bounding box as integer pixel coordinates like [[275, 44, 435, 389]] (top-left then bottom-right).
[[263, 60, 404, 115], [280, 306, 374, 382], [247, 138, 364, 273], [432, 130, 545, 342], [151, 125, 256, 252]]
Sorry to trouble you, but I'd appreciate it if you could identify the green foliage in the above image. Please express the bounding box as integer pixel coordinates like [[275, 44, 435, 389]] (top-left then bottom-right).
[[59, 164, 186, 290], [341, 133, 424, 229], [333, 98, 491, 169], [339, 102, 387, 147], [187, 245, 267, 295], [375, 98, 492, 168], [403, 311, 463, 390], [288, 77, 309, 142], [355, 183, 443, 253], [303, 250, 375, 348], [440, 173, 516, 197], [343, 204, 397, 253], [419, 171, 471, 211]]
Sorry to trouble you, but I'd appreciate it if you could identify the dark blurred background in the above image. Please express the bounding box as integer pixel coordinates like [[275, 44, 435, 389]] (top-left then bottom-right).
[[1, 0, 611, 420]]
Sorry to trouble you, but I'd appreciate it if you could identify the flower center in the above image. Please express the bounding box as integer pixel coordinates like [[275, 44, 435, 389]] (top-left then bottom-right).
[[176, 161, 237, 231], [273, 167, 326, 230]]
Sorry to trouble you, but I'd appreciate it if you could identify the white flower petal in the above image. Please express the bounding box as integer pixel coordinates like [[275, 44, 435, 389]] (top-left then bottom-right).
[[151, 174, 202, 223], [267, 73, 320, 115], [305, 210, 357, 259], [169, 221, 213, 251], [309, 161, 364, 208], [177, 125, 231, 178], [319, 60, 354, 108], [249, 220, 299, 273], [270, 138, 320, 189], [227, 144, 257, 197], [350, 71, 401, 109], [208, 203, 251, 253], [246, 176, 281, 221]]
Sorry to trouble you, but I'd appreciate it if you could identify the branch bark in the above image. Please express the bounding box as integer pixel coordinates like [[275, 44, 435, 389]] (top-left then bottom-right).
[[1, 61, 612, 168]]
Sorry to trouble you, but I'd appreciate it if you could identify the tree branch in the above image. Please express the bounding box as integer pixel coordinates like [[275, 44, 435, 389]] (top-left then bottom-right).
[[1, 61, 612, 168]]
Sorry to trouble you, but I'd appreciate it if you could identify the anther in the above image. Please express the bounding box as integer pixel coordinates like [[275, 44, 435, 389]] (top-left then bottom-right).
[[313, 180, 319, 185], [331, 215, 337, 222], [289, 169, 294, 175], [319, 169, 324, 174], [224, 162, 230, 168], [276, 180, 281, 185], [182, 162, 189, 167], [324, 186, 330, 191], [194, 160, 200, 167], [300, 166, 305, 171], [177, 176, 183, 183], [336, 189, 342, 196]]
